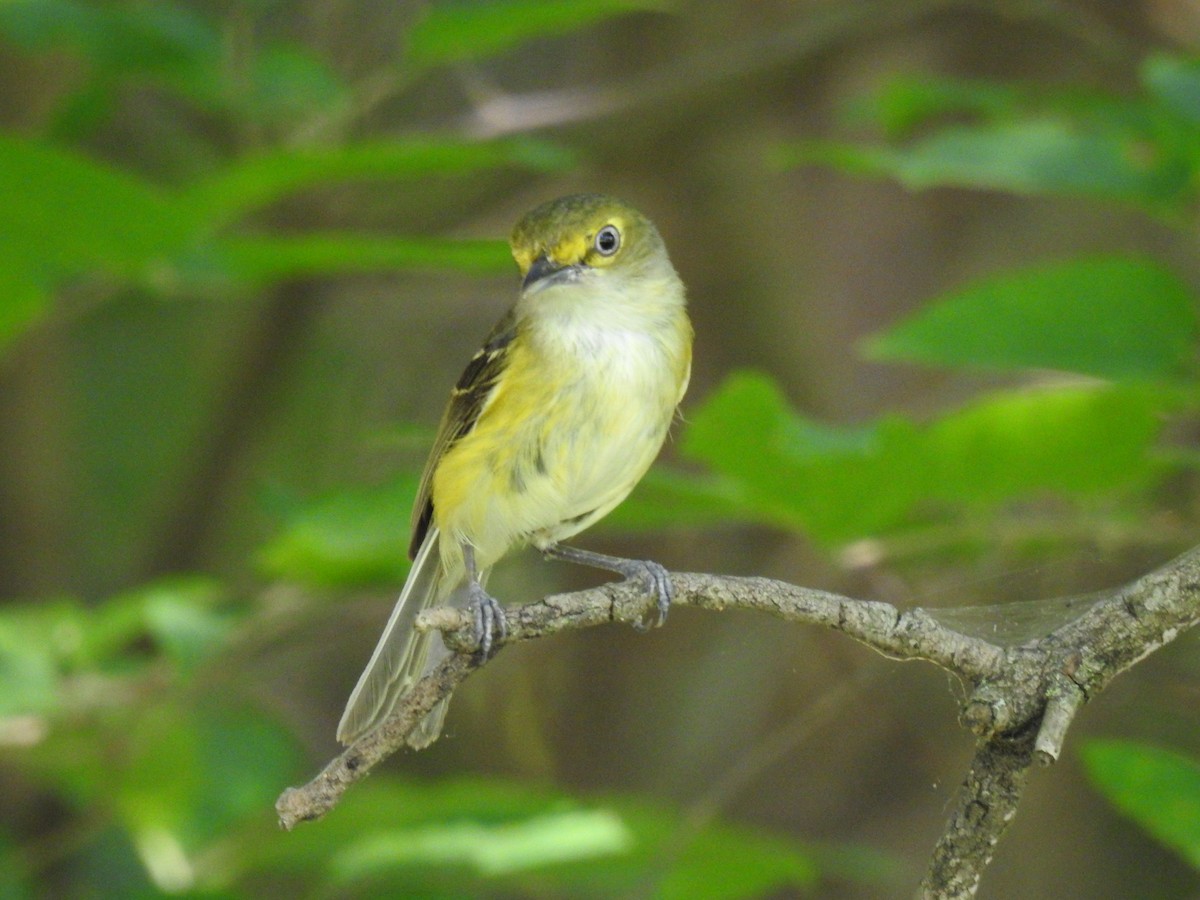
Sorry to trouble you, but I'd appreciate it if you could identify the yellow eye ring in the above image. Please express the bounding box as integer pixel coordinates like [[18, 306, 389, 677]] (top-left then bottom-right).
[[594, 224, 621, 256]]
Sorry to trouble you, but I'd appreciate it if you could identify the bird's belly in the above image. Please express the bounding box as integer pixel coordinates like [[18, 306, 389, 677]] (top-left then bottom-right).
[[432, 332, 677, 567]]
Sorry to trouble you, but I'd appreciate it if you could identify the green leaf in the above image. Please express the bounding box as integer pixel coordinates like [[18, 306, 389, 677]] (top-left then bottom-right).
[[116, 705, 202, 847], [601, 466, 753, 532], [845, 76, 1019, 136], [0, 0, 99, 50], [1142, 54, 1200, 126], [405, 0, 670, 71], [0, 0, 225, 138], [0, 828, 33, 900], [652, 819, 817, 899], [180, 138, 576, 228], [214, 234, 512, 283], [0, 579, 243, 732], [532, 795, 819, 897], [116, 703, 300, 891], [866, 257, 1198, 380], [1082, 739, 1200, 870], [258, 475, 419, 587], [189, 706, 302, 844], [0, 607, 61, 717], [0, 592, 153, 718], [922, 385, 1165, 503], [790, 117, 1191, 209], [0, 0, 219, 73], [0, 136, 193, 275], [679, 373, 1170, 543], [235, 777, 824, 896], [137, 580, 233, 673], [234, 44, 347, 124], [0, 263, 48, 352], [680, 372, 923, 541], [332, 809, 634, 881]]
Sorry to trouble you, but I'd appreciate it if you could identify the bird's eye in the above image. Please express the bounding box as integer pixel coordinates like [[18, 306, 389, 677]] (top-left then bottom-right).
[[594, 224, 621, 256]]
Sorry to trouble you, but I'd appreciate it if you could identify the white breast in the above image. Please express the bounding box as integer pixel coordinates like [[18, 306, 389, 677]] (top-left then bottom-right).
[[525, 301, 684, 545]]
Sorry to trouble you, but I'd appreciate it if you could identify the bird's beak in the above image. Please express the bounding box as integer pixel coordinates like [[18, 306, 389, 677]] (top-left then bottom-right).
[[522, 254, 579, 292]]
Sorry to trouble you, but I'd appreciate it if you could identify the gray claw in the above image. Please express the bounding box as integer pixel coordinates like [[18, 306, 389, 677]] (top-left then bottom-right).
[[620, 559, 673, 630], [467, 584, 507, 657]]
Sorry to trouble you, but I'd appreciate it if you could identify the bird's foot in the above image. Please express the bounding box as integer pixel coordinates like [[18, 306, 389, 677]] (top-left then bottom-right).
[[615, 558, 673, 631], [467, 582, 508, 657], [541, 542, 675, 631]]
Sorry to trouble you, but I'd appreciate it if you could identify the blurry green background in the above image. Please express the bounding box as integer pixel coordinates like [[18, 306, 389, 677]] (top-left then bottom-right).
[[3, 1, 1200, 897]]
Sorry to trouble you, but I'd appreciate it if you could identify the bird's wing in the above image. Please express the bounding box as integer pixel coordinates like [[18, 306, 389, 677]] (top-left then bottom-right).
[[408, 308, 517, 559]]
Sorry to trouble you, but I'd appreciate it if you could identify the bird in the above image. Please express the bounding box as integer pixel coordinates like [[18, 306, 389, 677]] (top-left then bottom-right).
[[337, 193, 693, 748]]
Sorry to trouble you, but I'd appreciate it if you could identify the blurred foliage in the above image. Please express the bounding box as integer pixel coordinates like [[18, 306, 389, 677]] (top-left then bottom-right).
[[776, 54, 1200, 218], [238, 779, 821, 897], [0, 133, 573, 347], [1, 0, 1199, 897], [403, 0, 674, 71], [1082, 740, 1200, 872]]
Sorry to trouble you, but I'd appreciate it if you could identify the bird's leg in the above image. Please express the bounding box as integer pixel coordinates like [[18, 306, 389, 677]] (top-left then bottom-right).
[[542, 542, 673, 629], [462, 543, 507, 656]]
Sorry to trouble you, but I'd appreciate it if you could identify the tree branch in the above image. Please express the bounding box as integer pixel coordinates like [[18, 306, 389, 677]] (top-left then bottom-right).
[[921, 727, 1037, 899], [275, 547, 1200, 898]]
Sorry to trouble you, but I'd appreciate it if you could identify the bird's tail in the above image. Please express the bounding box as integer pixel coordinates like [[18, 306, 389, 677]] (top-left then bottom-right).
[[337, 526, 465, 746]]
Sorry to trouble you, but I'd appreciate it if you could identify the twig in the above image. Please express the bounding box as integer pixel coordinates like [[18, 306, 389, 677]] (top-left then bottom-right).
[[276, 651, 482, 829]]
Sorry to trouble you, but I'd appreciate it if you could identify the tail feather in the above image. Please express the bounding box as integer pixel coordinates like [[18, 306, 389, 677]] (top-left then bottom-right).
[[401, 572, 487, 748], [337, 527, 454, 745]]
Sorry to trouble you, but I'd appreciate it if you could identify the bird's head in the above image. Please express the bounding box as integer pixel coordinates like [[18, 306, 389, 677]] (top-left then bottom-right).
[[509, 194, 669, 294]]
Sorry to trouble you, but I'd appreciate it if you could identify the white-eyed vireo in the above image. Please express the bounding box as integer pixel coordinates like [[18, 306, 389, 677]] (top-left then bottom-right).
[[337, 194, 693, 747]]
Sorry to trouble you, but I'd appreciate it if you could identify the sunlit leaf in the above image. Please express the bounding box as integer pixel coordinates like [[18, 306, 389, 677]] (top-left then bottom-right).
[[0, 594, 148, 718], [1082, 740, 1200, 871], [116, 706, 201, 841], [405, 0, 670, 70], [922, 385, 1166, 503], [866, 257, 1198, 380], [332, 810, 633, 881], [0, 611, 61, 717], [528, 795, 819, 897]]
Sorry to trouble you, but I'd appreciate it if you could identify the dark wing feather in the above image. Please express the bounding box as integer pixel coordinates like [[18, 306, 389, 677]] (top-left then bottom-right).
[[408, 309, 516, 559]]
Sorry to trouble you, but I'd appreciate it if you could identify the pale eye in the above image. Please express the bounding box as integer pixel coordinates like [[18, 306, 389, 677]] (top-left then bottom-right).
[[594, 224, 621, 256]]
